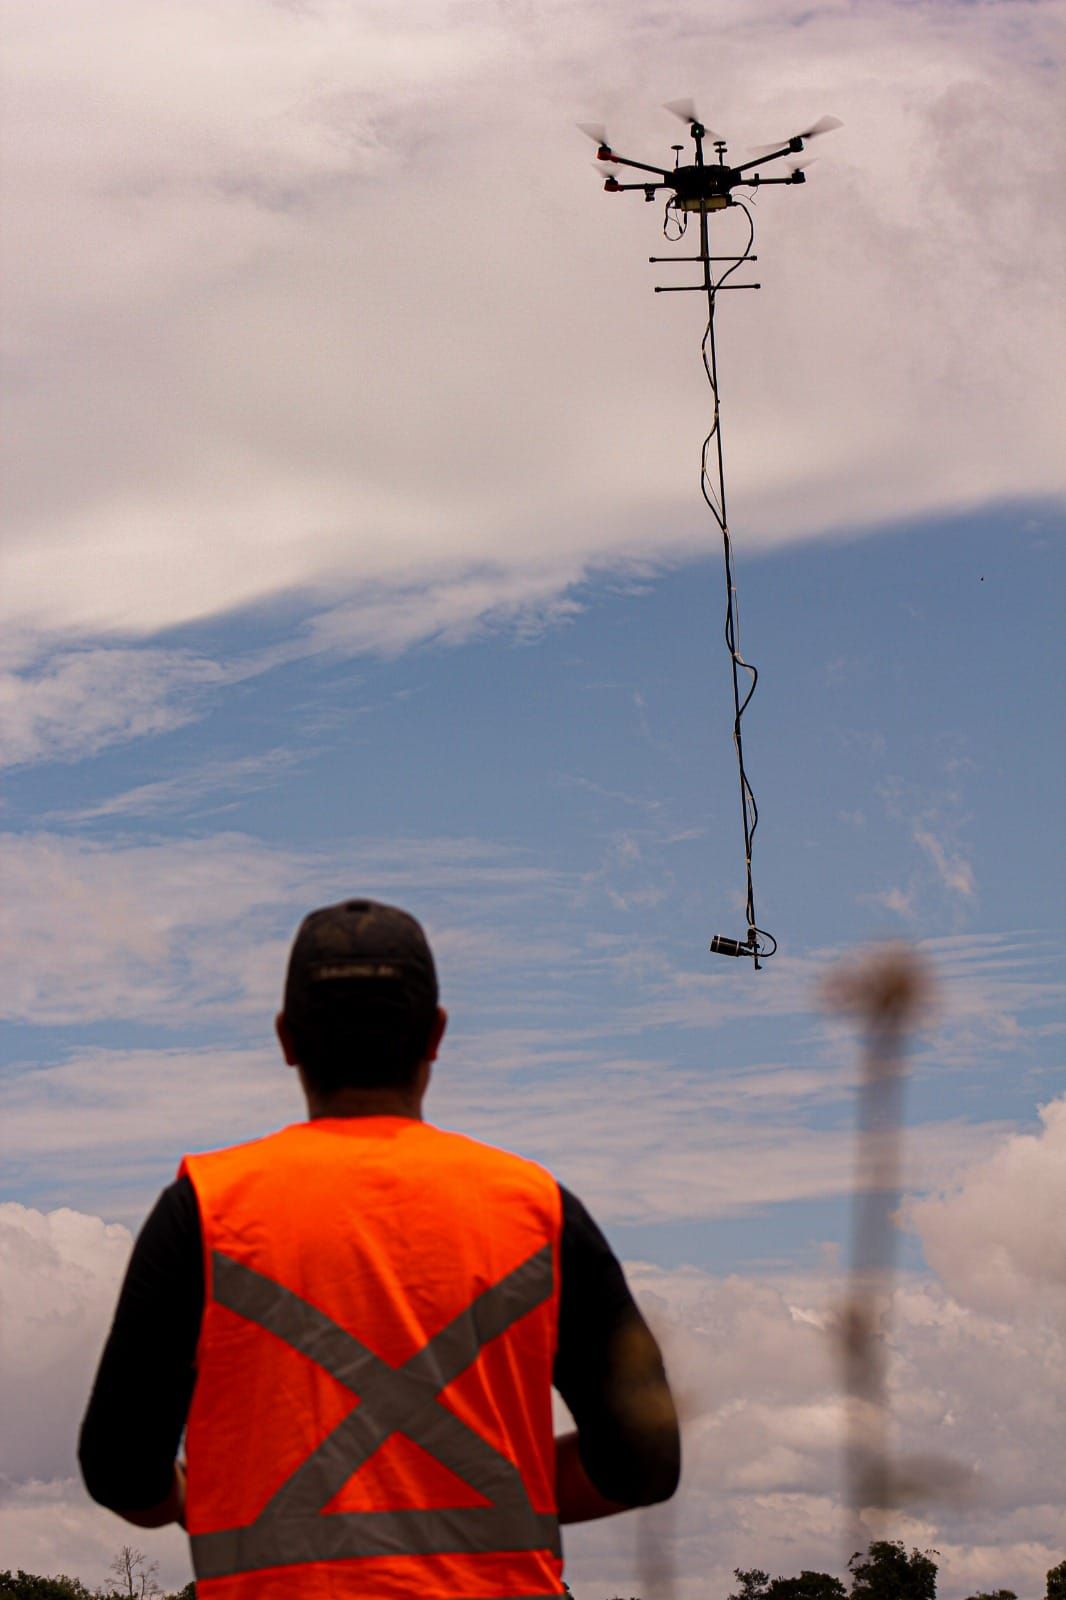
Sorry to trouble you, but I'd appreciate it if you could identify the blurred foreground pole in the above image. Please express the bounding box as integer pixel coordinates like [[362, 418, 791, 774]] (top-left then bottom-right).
[[821, 943, 935, 1551]]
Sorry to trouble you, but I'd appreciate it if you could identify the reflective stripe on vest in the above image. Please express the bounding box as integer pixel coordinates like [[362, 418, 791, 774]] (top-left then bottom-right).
[[190, 1241, 560, 1580]]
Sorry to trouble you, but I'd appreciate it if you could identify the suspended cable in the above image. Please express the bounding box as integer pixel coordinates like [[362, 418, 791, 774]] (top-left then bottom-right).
[[693, 199, 776, 968]]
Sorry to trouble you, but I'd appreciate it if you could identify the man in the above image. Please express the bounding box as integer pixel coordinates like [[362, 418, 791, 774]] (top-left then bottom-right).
[[81, 898, 680, 1598]]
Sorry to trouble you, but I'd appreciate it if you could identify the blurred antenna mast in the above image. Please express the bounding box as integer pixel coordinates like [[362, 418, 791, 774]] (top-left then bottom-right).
[[579, 103, 842, 969], [822, 944, 972, 1544]]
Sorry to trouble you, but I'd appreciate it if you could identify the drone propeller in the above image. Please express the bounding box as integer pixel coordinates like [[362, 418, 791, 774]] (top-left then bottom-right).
[[663, 98, 720, 136], [577, 121, 612, 151], [664, 97, 699, 124], [748, 114, 842, 156]]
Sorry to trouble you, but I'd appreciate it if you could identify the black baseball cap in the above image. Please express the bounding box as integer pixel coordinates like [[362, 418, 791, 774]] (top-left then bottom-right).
[[283, 898, 438, 1033]]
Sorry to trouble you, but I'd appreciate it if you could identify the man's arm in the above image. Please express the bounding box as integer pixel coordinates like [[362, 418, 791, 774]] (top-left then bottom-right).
[[553, 1188, 681, 1522], [79, 1178, 202, 1526], [116, 1461, 187, 1530]]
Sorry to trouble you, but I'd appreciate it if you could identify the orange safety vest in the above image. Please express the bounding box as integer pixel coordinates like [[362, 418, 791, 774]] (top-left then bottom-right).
[[181, 1117, 564, 1600]]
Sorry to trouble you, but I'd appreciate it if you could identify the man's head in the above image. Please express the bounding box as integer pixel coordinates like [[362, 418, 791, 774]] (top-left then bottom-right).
[[278, 899, 443, 1098]]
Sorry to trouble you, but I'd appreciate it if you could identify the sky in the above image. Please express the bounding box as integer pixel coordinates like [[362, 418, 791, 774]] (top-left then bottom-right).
[[1, 1, 1064, 1596]]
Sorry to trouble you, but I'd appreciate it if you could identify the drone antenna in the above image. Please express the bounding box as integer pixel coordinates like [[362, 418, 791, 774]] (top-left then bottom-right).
[[581, 103, 839, 966]]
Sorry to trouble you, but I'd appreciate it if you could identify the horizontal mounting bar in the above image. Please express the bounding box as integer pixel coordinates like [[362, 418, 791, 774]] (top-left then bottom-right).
[[648, 255, 758, 263], [654, 283, 761, 292]]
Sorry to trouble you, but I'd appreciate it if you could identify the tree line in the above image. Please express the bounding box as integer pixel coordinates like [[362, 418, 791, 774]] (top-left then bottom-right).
[[1, 1547, 189, 1600], [601, 1543, 1066, 1600], [4, 1542, 1064, 1598]]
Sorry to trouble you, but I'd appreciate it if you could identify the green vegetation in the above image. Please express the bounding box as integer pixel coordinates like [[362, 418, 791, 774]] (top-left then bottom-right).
[[0, 1548, 189, 1600], [729, 1571, 846, 1599], [6, 1541, 1063, 1597]]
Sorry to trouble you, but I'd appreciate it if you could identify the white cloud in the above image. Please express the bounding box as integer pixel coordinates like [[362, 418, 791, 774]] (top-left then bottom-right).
[[0, 1204, 131, 1481], [0, 1478, 191, 1596], [914, 826, 977, 903], [49, 747, 306, 822], [1, 0, 1062, 655], [566, 1252, 1064, 1600], [0, 830, 565, 1026], [0, 1026, 1011, 1232], [0, 646, 228, 770], [908, 1095, 1066, 1319], [4, 1121, 1063, 1600], [0, 832, 302, 1025]]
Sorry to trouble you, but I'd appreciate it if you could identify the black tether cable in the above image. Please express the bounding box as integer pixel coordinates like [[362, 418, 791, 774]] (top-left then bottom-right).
[[694, 200, 776, 968]]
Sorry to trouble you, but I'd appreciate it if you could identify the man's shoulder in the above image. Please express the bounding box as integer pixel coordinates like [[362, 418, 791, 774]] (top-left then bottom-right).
[[421, 1122, 563, 1208], [179, 1123, 297, 1183], [425, 1121, 553, 1172]]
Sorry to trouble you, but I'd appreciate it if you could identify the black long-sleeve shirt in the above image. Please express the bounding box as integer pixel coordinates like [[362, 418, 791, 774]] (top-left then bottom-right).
[[80, 1175, 654, 1510]]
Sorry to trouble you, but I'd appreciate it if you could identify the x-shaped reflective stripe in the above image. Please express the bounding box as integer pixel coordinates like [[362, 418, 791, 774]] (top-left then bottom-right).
[[190, 1243, 560, 1580]]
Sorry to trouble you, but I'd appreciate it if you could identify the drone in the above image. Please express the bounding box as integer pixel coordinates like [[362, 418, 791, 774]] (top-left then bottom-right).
[[580, 102, 842, 969], [580, 99, 841, 213]]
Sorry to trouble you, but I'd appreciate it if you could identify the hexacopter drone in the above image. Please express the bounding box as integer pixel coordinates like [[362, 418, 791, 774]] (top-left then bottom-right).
[[581, 101, 842, 970]]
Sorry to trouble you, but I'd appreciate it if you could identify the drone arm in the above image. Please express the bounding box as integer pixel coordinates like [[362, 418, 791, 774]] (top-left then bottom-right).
[[737, 175, 803, 187], [733, 145, 797, 175], [606, 179, 671, 193], [598, 152, 672, 178]]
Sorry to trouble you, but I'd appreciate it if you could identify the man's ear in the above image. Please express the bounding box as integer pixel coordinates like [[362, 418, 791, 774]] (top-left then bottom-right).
[[426, 1005, 447, 1062], [275, 1011, 299, 1067]]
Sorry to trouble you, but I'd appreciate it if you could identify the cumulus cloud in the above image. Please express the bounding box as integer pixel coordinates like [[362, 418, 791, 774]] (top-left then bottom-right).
[[909, 1095, 1066, 1318], [0, 1204, 131, 1481], [2, 0, 1062, 654], [566, 1253, 1064, 1600], [3, 1155, 1062, 1600]]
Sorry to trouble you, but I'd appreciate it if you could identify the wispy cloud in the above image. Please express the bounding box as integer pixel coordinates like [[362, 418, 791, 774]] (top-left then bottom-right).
[[0, 1024, 1012, 1231], [0, 647, 226, 770], [48, 747, 306, 822], [914, 825, 977, 902], [0, 830, 569, 1027], [864, 884, 918, 920]]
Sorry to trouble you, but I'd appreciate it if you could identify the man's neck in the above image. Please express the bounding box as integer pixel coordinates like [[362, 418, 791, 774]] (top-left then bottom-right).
[[304, 1086, 424, 1121]]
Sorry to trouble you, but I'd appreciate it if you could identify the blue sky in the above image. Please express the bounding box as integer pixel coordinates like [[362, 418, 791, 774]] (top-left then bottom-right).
[[1, 1, 1063, 1594], [4, 498, 1062, 1240]]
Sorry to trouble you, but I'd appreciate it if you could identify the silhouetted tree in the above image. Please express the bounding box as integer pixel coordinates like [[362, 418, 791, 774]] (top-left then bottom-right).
[[105, 1550, 161, 1600], [1048, 1561, 1066, 1600], [0, 1577, 94, 1600], [768, 1576, 846, 1599], [728, 1571, 846, 1600], [962, 1590, 1017, 1599], [730, 1572, 771, 1600], [848, 1540, 938, 1599]]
